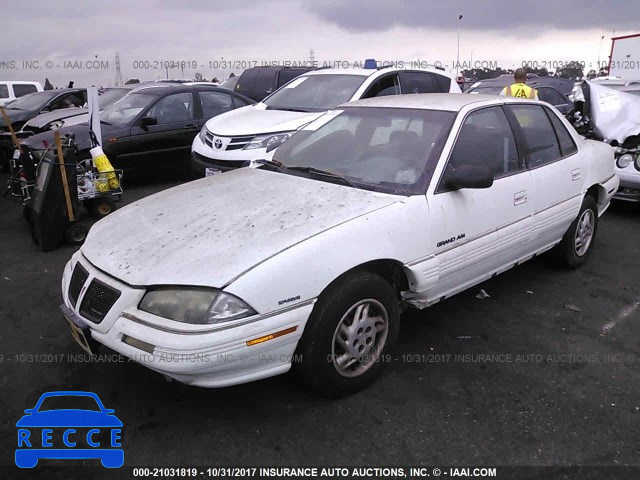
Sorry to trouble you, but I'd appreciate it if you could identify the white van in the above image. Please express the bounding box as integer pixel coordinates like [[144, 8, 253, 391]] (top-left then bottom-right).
[[0, 81, 44, 106]]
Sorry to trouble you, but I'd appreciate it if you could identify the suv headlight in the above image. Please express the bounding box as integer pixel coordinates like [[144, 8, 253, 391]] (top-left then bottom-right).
[[139, 288, 257, 325], [198, 125, 208, 144], [244, 131, 294, 150], [616, 153, 633, 169]]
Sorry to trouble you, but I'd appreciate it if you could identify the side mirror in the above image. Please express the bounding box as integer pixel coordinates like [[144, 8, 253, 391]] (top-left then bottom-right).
[[445, 164, 494, 190], [139, 116, 157, 127]]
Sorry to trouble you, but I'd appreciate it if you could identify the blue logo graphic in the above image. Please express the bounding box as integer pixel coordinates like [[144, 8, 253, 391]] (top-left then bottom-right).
[[15, 391, 123, 468]]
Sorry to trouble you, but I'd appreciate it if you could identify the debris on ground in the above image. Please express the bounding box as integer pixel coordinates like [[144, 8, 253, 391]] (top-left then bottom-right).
[[564, 304, 582, 313], [526, 290, 534, 295], [476, 289, 490, 300]]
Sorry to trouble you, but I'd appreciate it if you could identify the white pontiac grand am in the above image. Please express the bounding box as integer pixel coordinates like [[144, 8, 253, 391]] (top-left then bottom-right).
[[61, 94, 619, 396]]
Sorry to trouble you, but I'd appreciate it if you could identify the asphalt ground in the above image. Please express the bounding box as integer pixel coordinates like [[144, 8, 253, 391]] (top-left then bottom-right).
[[0, 171, 639, 479]]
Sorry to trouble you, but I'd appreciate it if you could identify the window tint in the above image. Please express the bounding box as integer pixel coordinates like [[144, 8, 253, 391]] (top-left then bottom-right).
[[537, 87, 567, 106], [232, 96, 252, 107], [362, 74, 400, 98], [545, 107, 577, 156], [236, 69, 258, 92], [277, 69, 307, 87], [145, 92, 194, 124], [399, 72, 438, 94], [443, 107, 520, 184], [0, 84, 8, 98], [13, 84, 38, 97], [508, 105, 561, 168], [255, 69, 276, 92], [199, 91, 233, 119], [435, 74, 452, 92]]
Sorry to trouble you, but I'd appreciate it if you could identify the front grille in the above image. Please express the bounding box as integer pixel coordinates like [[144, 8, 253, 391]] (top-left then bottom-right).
[[68, 263, 89, 308], [204, 129, 254, 151], [79, 279, 121, 324]]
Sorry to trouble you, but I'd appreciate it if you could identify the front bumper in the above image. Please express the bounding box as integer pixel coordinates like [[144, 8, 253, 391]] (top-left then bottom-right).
[[60, 252, 313, 387], [190, 135, 272, 178], [613, 172, 640, 202]]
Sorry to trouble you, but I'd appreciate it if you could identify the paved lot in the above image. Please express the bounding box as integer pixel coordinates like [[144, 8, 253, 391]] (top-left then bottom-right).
[[1, 171, 639, 476]]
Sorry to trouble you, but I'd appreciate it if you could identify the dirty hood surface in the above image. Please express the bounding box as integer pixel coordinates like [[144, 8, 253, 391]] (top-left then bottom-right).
[[82, 168, 401, 287], [204, 104, 321, 136]]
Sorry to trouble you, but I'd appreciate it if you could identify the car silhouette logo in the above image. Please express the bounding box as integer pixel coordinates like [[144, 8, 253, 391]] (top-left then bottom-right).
[[214, 138, 223, 149], [15, 391, 123, 468]]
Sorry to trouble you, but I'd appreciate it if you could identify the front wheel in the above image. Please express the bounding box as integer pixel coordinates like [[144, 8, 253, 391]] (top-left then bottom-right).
[[295, 271, 400, 396], [556, 195, 598, 268]]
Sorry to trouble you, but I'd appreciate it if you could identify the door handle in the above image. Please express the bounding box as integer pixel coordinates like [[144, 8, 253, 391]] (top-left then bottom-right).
[[514, 190, 528, 205], [571, 168, 581, 181]]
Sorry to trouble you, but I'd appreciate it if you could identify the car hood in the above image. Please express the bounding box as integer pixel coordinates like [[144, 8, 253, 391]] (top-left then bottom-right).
[[82, 168, 402, 288], [16, 410, 123, 428], [204, 104, 321, 136], [24, 107, 88, 129]]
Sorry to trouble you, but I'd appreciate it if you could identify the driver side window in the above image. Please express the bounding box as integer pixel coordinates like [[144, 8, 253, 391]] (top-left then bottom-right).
[[145, 93, 194, 125], [438, 107, 520, 192]]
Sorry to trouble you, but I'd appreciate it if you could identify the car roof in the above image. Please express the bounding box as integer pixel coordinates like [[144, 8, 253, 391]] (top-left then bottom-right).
[[125, 84, 234, 96], [341, 93, 538, 112], [302, 66, 456, 80]]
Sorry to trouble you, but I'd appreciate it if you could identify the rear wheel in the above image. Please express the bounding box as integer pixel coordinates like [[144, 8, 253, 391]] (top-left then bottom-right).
[[295, 271, 400, 396], [556, 195, 598, 268]]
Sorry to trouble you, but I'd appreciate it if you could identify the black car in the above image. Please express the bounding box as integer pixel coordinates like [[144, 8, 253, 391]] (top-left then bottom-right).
[[465, 74, 575, 115], [234, 66, 314, 101], [21, 84, 255, 174]]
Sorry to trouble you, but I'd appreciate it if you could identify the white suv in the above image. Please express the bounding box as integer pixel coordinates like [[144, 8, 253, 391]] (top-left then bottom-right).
[[0, 81, 43, 106], [191, 65, 460, 177]]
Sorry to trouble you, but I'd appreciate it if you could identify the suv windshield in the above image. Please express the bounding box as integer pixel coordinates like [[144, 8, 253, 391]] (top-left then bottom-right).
[[264, 74, 367, 112], [100, 93, 156, 125], [272, 107, 456, 195], [6, 91, 58, 110]]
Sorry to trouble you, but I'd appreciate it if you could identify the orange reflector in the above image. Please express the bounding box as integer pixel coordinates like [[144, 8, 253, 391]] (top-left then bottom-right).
[[246, 326, 297, 346], [108, 137, 118, 142]]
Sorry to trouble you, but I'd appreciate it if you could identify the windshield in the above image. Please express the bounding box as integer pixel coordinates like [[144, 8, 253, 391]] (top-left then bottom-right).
[[5, 91, 58, 110], [263, 74, 367, 112], [100, 93, 156, 125], [97, 88, 130, 109], [272, 107, 456, 195], [37, 395, 101, 412]]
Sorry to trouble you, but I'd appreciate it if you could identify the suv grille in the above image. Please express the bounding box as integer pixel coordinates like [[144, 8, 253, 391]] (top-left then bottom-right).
[[68, 263, 89, 308], [204, 129, 254, 151], [79, 279, 121, 324]]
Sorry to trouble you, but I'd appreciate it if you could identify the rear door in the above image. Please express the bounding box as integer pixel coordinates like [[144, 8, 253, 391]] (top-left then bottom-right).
[[505, 104, 583, 251], [126, 92, 197, 168], [427, 106, 533, 300]]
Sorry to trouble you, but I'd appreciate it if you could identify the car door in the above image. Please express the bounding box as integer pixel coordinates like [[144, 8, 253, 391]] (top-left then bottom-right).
[[426, 106, 533, 301], [127, 92, 197, 168], [504, 104, 583, 251], [537, 87, 573, 115]]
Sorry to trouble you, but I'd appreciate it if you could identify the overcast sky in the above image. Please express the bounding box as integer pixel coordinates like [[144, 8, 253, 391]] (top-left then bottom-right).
[[2, 0, 638, 87]]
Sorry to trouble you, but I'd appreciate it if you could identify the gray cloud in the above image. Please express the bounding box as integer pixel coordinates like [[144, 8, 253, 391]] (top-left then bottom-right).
[[308, 0, 639, 32]]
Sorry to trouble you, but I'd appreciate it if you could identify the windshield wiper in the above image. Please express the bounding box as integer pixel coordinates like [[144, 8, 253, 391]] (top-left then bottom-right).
[[255, 159, 286, 170], [265, 106, 310, 113], [286, 166, 356, 187]]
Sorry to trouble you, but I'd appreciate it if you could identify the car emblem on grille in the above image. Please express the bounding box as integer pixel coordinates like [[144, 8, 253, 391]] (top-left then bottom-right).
[[214, 139, 223, 149]]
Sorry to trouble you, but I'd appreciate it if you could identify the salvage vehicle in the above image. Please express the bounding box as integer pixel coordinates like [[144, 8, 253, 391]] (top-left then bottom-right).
[[61, 94, 618, 396], [21, 85, 254, 174], [0, 88, 87, 167], [0, 81, 43, 106], [191, 64, 460, 177]]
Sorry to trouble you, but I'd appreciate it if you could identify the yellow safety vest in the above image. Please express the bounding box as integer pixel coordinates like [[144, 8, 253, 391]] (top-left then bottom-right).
[[503, 83, 537, 99]]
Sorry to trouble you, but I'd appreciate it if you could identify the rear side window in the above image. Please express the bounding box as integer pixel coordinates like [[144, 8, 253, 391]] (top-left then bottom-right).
[[399, 72, 438, 94], [236, 70, 258, 93], [435, 74, 452, 92], [362, 74, 400, 98], [0, 84, 8, 98], [277, 69, 307, 88], [13, 84, 38, 97], [545, 107, 577, 156], [199, 91, 233, 119], [507, 105, 561, 168], [255, 69, 276, 93], [537, 87, 567, 106]]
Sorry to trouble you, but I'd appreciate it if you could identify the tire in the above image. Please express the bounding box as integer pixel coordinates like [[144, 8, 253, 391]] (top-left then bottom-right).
[[556, 195, 598, 268], [89, 198, 116, 218], [295, 271, 400, 397], [65, 223, 89, 245]]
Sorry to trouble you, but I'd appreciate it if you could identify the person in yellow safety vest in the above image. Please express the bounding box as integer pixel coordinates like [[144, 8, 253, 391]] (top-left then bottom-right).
[[500, 68, 539, 100]]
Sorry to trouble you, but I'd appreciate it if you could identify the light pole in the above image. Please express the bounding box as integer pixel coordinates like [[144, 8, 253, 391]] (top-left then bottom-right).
[[456, 14, 463, 78]]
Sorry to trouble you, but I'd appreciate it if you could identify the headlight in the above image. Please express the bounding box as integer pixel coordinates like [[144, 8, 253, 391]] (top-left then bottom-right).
[[139, 288, 257, 325], [616, 153, 633, 169], [198, 125, 208, 144], [244, 131, 295, 151]]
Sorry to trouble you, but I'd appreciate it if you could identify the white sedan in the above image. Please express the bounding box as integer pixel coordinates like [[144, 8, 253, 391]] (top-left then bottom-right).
[[61, 94, 619, 396]]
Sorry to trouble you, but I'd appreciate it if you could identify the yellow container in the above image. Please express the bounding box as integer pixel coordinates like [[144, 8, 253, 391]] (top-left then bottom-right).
[[90, 145, 119, 190]]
